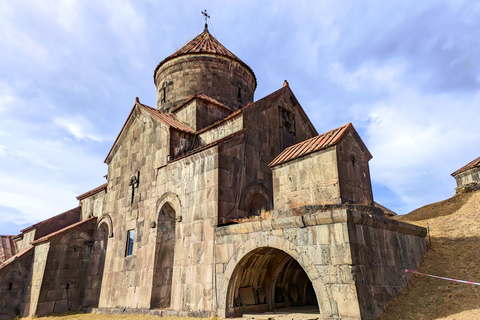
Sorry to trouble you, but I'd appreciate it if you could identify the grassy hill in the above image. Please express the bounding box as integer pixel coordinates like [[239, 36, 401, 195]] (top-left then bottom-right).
[[379, 190, 480, 320]]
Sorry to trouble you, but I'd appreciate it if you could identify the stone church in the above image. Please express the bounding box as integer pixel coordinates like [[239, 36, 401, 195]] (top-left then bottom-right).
[[0, 25, 427, 320]]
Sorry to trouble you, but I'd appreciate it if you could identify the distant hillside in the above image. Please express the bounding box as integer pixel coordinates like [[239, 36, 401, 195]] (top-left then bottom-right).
[[379, 190, 480, 320], [397, 192, 474, 222]]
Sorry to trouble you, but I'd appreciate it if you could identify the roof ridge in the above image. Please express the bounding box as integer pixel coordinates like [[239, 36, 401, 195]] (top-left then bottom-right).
[[76, 183, 108, 200], [451, 155, 480, 176], [269, 123, 352, 167]]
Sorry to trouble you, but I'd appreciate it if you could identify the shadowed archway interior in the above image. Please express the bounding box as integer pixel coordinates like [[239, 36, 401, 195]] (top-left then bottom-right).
[[226, 247, 319, 317], [150, 202, 176, 308]]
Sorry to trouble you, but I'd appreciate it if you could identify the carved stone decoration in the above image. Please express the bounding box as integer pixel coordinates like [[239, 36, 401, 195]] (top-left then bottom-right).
[[279, 107, 295, 134]]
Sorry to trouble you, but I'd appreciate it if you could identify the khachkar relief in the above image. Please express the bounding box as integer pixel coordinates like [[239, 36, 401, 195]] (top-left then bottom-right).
[[279, 106, 295, 134], [129, 171, 139, 205]]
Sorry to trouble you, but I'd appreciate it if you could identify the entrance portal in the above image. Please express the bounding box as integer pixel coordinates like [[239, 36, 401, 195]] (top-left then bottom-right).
[[226, 247, 319, 317], [150, 202, 176, 308]]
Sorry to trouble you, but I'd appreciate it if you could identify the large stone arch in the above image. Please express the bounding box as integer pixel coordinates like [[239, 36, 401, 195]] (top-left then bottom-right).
[[150, 192, 180, 309], [154, 192, 182, 223], [96, 214, 113, 238], [84, 218, 110, 308], [219, 235, 332, 318]]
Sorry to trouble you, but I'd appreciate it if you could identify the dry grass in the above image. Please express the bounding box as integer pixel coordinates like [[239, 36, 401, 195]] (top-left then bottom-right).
[[19, 313, 215, 320], [379, 190, 480, 320], [399, 192, 473, 222], [238, 207, 273, 223]]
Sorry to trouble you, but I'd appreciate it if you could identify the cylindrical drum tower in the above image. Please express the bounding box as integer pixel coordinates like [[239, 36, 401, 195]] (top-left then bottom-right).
[[154, 26, 257, 111]]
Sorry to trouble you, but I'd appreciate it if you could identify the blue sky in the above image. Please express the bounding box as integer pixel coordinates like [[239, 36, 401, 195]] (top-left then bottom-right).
[[1, 1, 479, 235]]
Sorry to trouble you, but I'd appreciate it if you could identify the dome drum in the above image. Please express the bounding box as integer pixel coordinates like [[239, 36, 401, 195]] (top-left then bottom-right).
[[155, 54, 256, 111]]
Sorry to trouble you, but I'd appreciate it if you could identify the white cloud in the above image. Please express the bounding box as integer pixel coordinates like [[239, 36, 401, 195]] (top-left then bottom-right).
[[54, 116, 106, 142]]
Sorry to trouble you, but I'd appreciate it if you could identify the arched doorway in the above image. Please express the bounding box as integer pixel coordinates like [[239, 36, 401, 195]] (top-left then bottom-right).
[[226, 247, 319, 317], [150, 202, 176, 308]]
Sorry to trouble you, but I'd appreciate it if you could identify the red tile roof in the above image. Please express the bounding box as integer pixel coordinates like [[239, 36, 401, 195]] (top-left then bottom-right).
[[136, 99, 195, 133], [31, 217, 97, 245], [76, 183, 108, 201], [104, 98, 195, 164], [154, 27, 256, 88], [269, 123, 353, 167], [451, 156, 480, 176]]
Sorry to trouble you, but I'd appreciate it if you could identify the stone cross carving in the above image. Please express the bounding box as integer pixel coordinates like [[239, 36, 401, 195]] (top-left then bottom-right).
[[129, 172, 139, 204]]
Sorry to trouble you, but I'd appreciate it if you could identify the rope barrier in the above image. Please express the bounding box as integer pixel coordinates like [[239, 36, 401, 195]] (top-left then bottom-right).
[[404, 269, 480, 286]]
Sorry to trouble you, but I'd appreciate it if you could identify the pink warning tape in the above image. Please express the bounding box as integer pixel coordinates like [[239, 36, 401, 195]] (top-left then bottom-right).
[[404, 269, 480, 286]]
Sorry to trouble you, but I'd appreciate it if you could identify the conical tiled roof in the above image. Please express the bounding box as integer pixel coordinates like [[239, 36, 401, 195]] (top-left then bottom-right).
[[154, 26, 255, 84], [168, 26, 242, 61]]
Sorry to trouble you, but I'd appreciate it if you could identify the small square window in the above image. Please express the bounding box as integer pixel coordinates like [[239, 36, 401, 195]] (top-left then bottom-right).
[[126, 230, 135, 256]]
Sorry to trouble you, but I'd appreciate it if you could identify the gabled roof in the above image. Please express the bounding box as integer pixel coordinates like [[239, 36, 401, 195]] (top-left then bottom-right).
[[154, 27, 256, 88], [0, 246, 33, 270], [20, 206, 81, 233], [104, 98, 194, 164], [194, 84, 318, 137], [269, 123, 371, 167], [172, 93, 232, 113], [31, 217, 97, 245], [76, 183, 108, 201], [136, 99, 194, 133], [242, 84, 318, 136], [451, 156, 480, 176]]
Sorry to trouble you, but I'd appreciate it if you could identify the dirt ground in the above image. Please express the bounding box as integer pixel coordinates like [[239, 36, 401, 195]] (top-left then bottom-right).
[[379, 190, 480, 320]]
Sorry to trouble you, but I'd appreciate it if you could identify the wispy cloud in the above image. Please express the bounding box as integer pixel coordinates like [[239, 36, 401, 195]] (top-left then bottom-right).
[[54, 116, 107, 142]]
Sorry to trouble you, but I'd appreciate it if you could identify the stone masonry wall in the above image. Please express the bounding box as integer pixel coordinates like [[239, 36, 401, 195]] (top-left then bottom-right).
[[167, 150, 218, 313], [174, 101, 197, 131], [195, 100, 232, 131], [35, 220, 96, 316], [336, 130, 373, 204], [272, 147, 340, 210], [80, 191, 106, 221], [174, 99, 232, 132], [14, 230, 35, 254], [349, 222, 426, 319], [0, 237, 15, 264], [0, 248, 33, 320], [155, 55, 256, 111], [213, 208, 426, 319], [21, 242, 50, 317], [100, 108, 220, 313], [101, 111, 170, 310], [454, 167, 480, 188], [198, 114, 243, 146], [216, 87, 318, 222]]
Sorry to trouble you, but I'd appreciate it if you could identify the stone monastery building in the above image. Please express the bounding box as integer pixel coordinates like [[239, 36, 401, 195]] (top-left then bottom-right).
[[0, 25, 427, 320]]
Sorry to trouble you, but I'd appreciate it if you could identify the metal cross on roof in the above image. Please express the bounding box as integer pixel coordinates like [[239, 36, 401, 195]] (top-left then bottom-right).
[[201, 9, 210, 29]]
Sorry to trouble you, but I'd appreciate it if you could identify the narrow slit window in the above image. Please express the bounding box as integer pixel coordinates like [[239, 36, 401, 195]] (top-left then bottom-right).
[[126, 230, 135, 256]]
